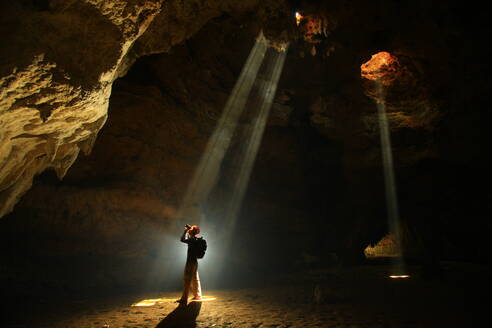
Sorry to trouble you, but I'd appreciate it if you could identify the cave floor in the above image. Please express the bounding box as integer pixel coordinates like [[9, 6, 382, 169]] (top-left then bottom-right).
[[3, 262, 488, 328]]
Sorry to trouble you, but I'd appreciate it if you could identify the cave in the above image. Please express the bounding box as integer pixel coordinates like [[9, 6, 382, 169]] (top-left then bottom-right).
[[0, 1, 489, 327]]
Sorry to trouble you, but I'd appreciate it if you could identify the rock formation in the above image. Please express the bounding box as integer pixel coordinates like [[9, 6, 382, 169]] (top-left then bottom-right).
[[0, 0, 164, 217]]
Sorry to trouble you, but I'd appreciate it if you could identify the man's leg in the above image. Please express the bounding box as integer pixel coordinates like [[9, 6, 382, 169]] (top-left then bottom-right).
[[179, 261, 193, 303], [190, 268, 202, 299]]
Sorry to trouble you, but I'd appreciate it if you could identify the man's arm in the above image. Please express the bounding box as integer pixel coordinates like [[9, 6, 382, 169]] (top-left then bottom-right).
[[180, 228, 188, 243]]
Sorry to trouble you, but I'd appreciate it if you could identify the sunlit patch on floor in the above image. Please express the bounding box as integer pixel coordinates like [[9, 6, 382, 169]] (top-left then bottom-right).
[[190, 296, 217, 302], [131, 298, 173, 307], [131, 296, 216, 307], [389, 275, 410, 279]]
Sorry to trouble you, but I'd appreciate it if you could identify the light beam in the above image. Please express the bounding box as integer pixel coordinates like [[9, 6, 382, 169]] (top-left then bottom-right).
[[375, 81, 407, 278], [175, 32, 269, 228], [207, 44, 289, 287], [223, 45, 289, 234]]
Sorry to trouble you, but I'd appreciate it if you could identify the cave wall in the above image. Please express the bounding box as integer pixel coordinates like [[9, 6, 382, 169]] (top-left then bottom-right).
[[0, 0, 167, 217]]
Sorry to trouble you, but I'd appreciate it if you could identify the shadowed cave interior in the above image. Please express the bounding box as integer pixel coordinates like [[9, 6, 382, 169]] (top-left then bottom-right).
[[0, 0, 490, 327]]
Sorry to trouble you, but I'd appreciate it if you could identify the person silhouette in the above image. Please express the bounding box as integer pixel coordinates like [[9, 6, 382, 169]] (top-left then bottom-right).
[[176, 224, 202, 305]]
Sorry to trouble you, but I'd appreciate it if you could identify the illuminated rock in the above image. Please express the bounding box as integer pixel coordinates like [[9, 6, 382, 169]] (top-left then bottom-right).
[[0, 0, 163, 217], [361, 51, 400, 85], [364, 233, 401, 258]]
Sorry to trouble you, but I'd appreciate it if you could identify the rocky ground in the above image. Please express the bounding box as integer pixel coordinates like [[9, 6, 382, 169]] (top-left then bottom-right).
[[2, 261, 488, 328]]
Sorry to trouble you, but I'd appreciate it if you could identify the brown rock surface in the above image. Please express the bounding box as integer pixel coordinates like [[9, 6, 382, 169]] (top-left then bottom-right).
[[0, 0, 164, 217]]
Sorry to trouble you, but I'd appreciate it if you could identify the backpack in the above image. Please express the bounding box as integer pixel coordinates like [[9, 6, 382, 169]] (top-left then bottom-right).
[[193, 237, 207, 259]]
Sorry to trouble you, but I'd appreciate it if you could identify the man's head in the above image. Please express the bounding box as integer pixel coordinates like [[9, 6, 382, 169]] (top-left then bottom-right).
[[188, 225, 200, 236]]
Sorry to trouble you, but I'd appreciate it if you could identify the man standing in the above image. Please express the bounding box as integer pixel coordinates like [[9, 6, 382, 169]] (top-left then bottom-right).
[[177, 224, 203, 305]]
